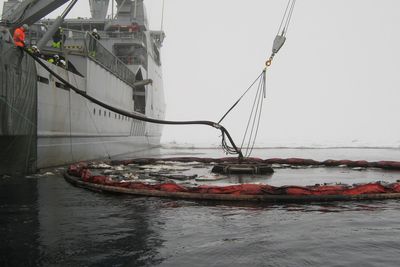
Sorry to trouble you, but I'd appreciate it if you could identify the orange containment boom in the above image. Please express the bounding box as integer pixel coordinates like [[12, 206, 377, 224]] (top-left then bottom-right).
[[64, 158, 400, 203]]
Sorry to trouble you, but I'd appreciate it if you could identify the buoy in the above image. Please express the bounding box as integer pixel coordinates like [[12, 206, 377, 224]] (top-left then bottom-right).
[[211, 163, 274, 175]]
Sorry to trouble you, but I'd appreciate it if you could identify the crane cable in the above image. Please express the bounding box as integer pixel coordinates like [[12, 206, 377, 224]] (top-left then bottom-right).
[[218, 0, 296, 157], [266, 0, 296, 67], [240, 71, 266, 157], [218, 0, 296, 124]]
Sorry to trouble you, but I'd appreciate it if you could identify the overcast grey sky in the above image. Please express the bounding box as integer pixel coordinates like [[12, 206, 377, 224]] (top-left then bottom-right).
[[2, 0, 399, 147]]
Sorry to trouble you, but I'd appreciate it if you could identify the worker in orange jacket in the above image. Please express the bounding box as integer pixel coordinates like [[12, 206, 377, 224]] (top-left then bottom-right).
[[13, 24, 29, 48], [13, 24, 29, 69]]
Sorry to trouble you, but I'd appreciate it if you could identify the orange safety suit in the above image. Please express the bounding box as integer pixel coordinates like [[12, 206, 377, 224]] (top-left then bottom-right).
[[13, 27, 26, 47]]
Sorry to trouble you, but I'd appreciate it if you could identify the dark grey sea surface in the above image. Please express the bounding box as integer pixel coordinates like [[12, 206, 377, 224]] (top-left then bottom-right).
[[1, 148, 400, 266]]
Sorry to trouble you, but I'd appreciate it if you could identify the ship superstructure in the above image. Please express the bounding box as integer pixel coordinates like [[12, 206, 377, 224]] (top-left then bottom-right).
[[0, 0, 166, 173]]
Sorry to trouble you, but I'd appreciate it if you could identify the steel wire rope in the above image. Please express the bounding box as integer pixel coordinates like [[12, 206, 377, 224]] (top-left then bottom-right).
[[283, 0, 296, 36], [277, 0, 292, 35], [217, 71, 264, 124], [246, 74, 265, 157], [245, 77, 264, 157], [240, 73, 264, 151], [277, 0, 296, 37], [241, 72, 265, 157], [243, 1, 296, 156]]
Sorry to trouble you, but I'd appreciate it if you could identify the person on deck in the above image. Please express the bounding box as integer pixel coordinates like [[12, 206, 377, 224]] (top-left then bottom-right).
[[13, 24, 29, 67], [28, 45, 42, 57], [47, 54, 60, 65], [91, 28, 101, 40], [89, 28, 100, 57], [52, 27, 65, 48], [13, 24, 28, 48]]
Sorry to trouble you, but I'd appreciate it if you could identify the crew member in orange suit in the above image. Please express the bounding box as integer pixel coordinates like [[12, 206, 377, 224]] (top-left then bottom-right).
[[13, 24, 29, 66], [13, 24, 28, 48]]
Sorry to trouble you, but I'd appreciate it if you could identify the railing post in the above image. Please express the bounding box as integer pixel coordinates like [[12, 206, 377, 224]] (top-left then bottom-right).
[[84, 32, 89, 56]]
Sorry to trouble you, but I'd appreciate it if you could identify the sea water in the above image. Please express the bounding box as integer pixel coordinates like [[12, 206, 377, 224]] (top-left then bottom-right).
[[1, 148, 400, 266]]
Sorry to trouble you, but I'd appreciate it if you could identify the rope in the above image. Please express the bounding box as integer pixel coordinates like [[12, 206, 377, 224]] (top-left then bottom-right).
[[246, 75, 265, 157], [240, 75, 264, 150], [240, 71, 266, 157], [208, 1, 297, 156], [277, 0, 292, 36], [278, 0, 297, 37], [283, 0, 297, 36], [218, 71, 264, 124], [266, 0, 296, 67]]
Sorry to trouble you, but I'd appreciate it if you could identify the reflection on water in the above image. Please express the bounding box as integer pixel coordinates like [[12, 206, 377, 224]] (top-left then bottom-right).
[[0, 177, 40, 266], [1, 148, 400, 266], [1, 175, 166, 266]]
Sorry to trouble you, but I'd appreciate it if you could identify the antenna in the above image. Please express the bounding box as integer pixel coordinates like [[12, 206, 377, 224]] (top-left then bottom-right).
[[160, 0, 165, 31]]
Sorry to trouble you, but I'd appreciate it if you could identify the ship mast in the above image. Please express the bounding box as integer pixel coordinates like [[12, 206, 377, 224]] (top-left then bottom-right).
[[89, 0, 110, 19]]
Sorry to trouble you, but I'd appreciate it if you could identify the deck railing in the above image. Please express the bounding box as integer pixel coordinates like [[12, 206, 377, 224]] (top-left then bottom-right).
[[84, 32, 136, 86], [29, 28, 138, 87]]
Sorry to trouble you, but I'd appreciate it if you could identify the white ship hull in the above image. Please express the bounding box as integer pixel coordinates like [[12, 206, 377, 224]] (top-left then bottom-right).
[[36, 56, 165, 168]]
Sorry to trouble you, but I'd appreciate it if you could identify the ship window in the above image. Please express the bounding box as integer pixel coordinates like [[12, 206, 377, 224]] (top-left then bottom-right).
[[109, 112, 111, 117], [93, 108, 95, 115], [37, 76, 49, 84], [55, 82, 67, 90], [98, 109, 101, 116], [115, 113, 117, 119], [104, 110, 106, 116]]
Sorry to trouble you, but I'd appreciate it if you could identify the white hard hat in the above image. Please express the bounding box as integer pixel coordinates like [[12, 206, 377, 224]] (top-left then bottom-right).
[[54, 54, 59, 59], [93, 28, 97, 33]]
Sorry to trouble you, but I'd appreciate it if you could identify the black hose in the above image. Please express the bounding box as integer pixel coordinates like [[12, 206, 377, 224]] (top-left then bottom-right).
[[24, 49, 243, 158]]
